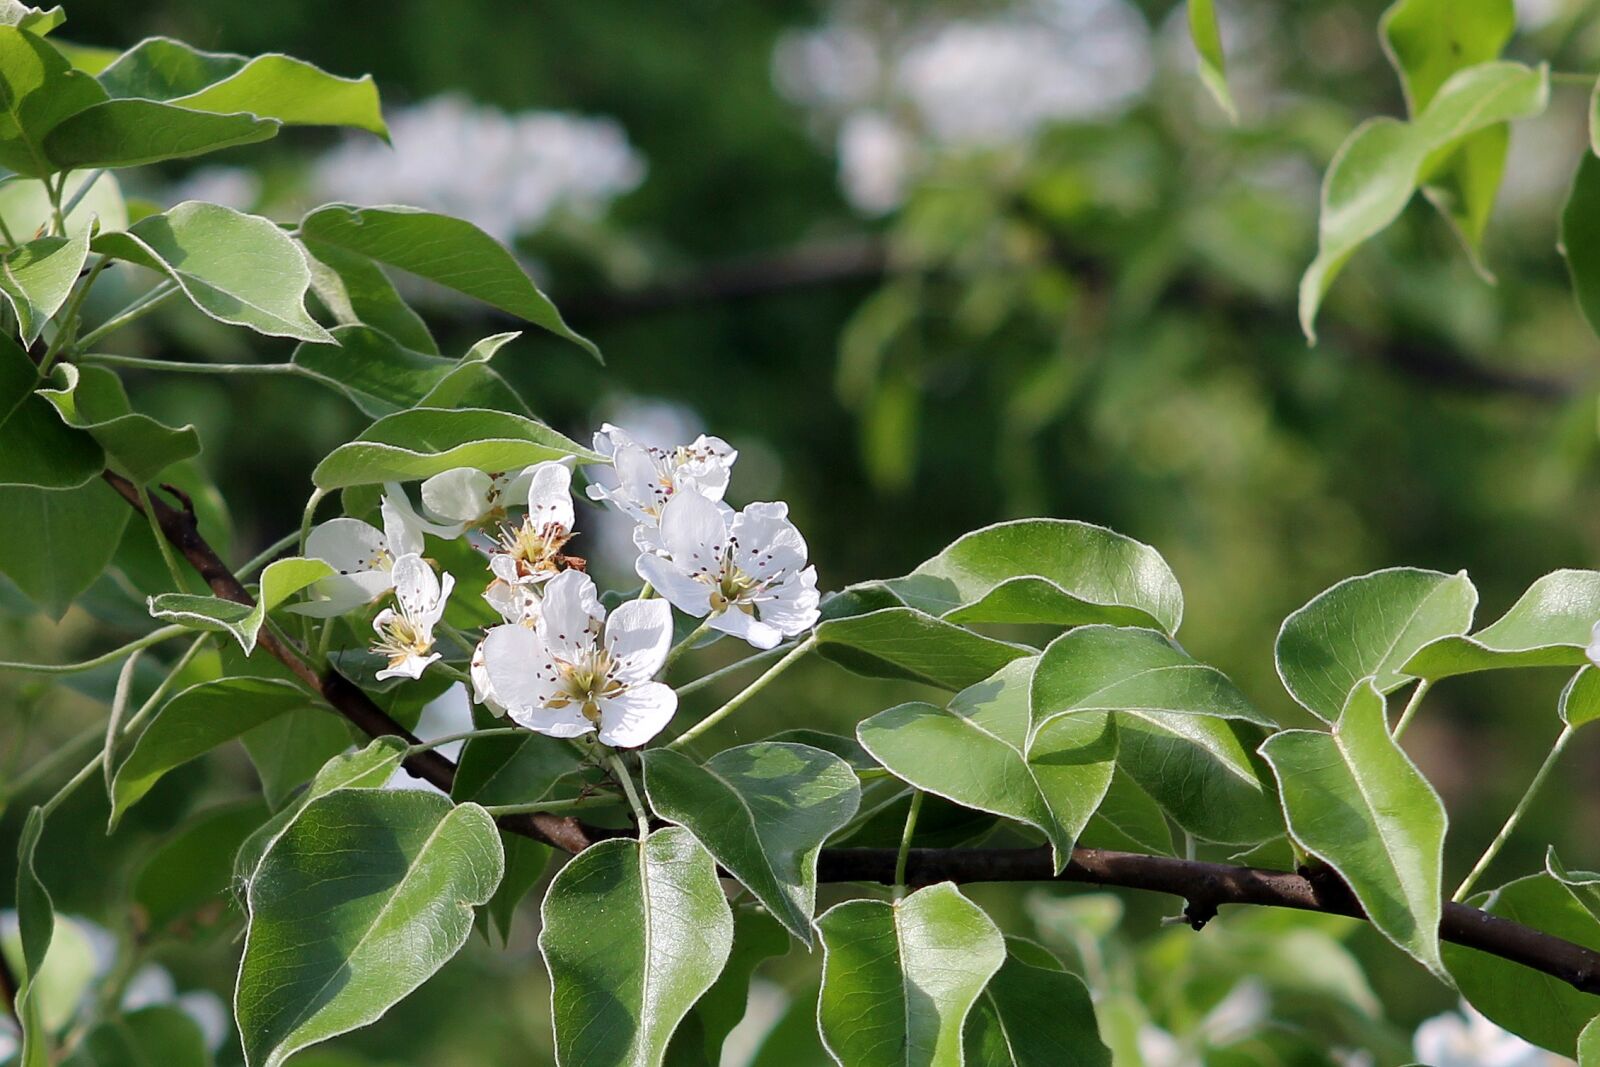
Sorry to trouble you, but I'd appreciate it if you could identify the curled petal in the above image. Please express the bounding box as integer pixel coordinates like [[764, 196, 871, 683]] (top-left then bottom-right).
[[731, 501, 808, 581], [421, 468, 496, 525], [306, 517, 388, 574], [470, 641, 507, 716], [708, 606, 785, 651], [508, 703, 593, 739], [525, 460, 575, 532]]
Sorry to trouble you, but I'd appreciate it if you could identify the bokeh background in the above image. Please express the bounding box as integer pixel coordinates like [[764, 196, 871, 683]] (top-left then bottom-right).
[[7, 0, 1600, 1063]]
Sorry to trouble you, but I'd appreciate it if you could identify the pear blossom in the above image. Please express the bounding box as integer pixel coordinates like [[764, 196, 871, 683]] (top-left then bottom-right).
[[420, 465, 543, 532], [470, 641, 508, 717], [635, 491, 820, 650], [1413, 1002, 1561, 1067], [480, 569, 677, 747], [295, 488, 437, 618], [585, 422, 738, 530], [371, 554, 455, 680], [486, 461, 581, 591]]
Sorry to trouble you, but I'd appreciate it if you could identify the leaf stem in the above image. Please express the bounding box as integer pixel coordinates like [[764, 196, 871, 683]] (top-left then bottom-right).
[[0, 624, 188, 674], [1454, 724, 1575, 902], [72, 281, 180, 351], [636, 581, 654, 600], [607, 752, 650, 839], [407, 726, 525, 754], [673, 642, 790, 698], [438, 622, 479, 658], [297, 486, 327, 558], [77, 351, 302, 376], [1552, 70, 1598, 87], [894, 789, 925, 898], [480, 794, 616, 817], [667, 635, 815, 750], [431, 661, 473, 687], [1393, 679, 1432, 739], [39, 257, 109, 373], [102, 650, 144, 799], [137, 483, 190, 591], [660, 620, 713, 677], [58, 170, 104, 220]]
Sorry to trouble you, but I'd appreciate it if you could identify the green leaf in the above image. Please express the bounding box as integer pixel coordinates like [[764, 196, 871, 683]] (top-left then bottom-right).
[[310, 407, 601, 489], [1560, 668, 1600, 730], [240, 707, 355, 808], [964, 942, 1111, 1067], [1259, 679, 1447, 977], [415, 332, 530, 415], [665, 909, 791, 1067], [291, 325, 459, 418], [147, 555, 333, 653], [866, 519, 1183, 634], [481, 833, 551, 946], [93, 201, 331, 342], [0, 478, 129, 617], [1299, 61, 1548, 341], [233, 737, 408, 900], [38, 364, 200, 482], [0, 25, 106, 176], [452, 729, 589, 807], [132, 799, 268, 933], [1078, 768, 1174, 856], [0, 3, 64, 34], [1446, 873, 1600, 1055], [0, 334, 104, 490], [539, 826, 734, 1067], [298, 203, 598, 358], [235, 790, 503, 1067], [642, 742, 862, 944], [815, 606, 1033, 691], [110, 676, 312, 828], [1582, 1015, 1600, 1067], [62, 1006, 213, 1067], [14, 807, 53, 1067], [1275, 567, 1477, 721], [1187, 0, 1236, 121], [0, 223, 86, 343], [1561, 151, 1600, 337], [1546, 847, 1600, 924], [303, 240, 437, 354], [858, 657, 1115, 871], [44, 97, 279, 169], [1402, 570, 1600, 678], [816, 882, 1005, 1067], [1113, 709, 1279, 844]]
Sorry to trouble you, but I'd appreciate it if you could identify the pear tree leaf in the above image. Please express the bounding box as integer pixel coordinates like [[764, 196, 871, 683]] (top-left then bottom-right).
[[303, 239, 437, 354], [1403, 570, 1600, 678], [37, 364, 200, 482], [0, 25, 107, 176], [1561, 151, 1600, 338], [815, 606, 1034, 691], [664, 909, 791, 1067], [44, 98, 279, 170], [0, 478, 128, 617], [147, 555, 334, 653], [1188, 0, 1236, 122], [964, 940, 1112, 1067], [0, 222, 87, 343]]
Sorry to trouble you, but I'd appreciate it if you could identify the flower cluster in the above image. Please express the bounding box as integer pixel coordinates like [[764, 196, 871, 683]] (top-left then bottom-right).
[[298, 423, 821, 748]]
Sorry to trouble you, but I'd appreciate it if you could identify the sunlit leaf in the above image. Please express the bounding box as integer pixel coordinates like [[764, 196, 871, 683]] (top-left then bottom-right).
[[38, 364, 200, 482], [0, 222, 86, 343], [815, 606, 1033, 691], [1187, 0, 1236, 121], [303, 240, 437, 354], [147, 555, 334, 653], [0, 25, 106, 176], [45, 97, 279, 169], [1403, 570, 1600, 678]]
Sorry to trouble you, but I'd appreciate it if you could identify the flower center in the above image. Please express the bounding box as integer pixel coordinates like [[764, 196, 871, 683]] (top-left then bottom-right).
[[547, 650, 624, 723], [498, 518, 573, 579], [373, 613, 430, 667]]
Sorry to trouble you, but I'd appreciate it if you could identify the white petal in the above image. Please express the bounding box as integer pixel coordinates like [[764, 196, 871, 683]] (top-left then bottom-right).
[[709, 606, 784, 650], [752, 566, 821, 637], [525, 460, 575, 532], [383, 482, 464, 545], [637, 554, 712, 619], [376, 651, 440, 681], [482, 623, 563, 710], [658, 491, 731, 576], [593, 423, 635, 459], [508, 703, 594, 739], [535, 569, 604, 662], [391, 554, 441, 620], [484, 577, 539, 625], [291, 570, 394, 617], [731, 502, 808, 580], [597, 682, 677, 747], [614, 445, 670, 519], [1589, 621, 1600, 668], [470, 640, 507, 716], [421, 468, 495, 524], [419, 570, 455, 630], [604, 598, 674, 684], [306, 517, 388, 573]]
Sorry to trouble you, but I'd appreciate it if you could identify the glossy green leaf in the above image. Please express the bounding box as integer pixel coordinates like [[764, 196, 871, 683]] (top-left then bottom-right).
[[815, 606, 1033, 691], [299, 203, 597, 358], [452, 729, 589, 807], [1559, 667, 1600, 730], [816, 882, 1005, 1067], [97, 38, 385, 136], [62, 1005, 212, 1067], [1187, 0, 1235, 121], [665, 909, 791, 1067], [236, 790, 503, 1067], [148, 555, 333, 652], [1446, 873, 1600, 1056], [642, 742, 862, 943], [240, 706, 355, 808], [858, 657, 1115, 870], [540, 827, 734, 1067], [0, 334, 103, 490], [1078, 768, 1174, 855], [1582, 1015, 1600, 1067], [44, 97, 279, 169], [1562, 151, 1600, 337], [868, 519, 1183, 634], [14, 807, 53, 1067], [964, 942, 1111, 1067], [0, 223, 86, 343], [1403, 570, 1600, 678], [1299, 61, 1548, 341], [132, 800, 268, 933], [0, 478, 129, 617], [1260, 680, 1447, 976], [38, 364, 200, 482], [233, 737, 408, 899], [311, 407, 601, 489], [93, 202, 332, 342], [0, 25, 106, 176], [1114, 710, 1279, 844], [415, 331, 529, 414], [110, 676, 312, 827], [1275, 567, 1477, 721], [291, 325, 455, 418], [303, 240, 437, 354]]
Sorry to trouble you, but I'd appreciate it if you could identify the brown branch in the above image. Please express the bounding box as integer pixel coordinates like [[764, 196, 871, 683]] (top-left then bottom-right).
[[105, 469, 1600, 999]]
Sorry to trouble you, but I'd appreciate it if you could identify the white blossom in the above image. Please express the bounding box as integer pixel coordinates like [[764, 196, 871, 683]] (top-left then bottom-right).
[[1587, 619, 1600, 669], [1413, 1002, 1564, 1067], [295, 488, 438, 618], [636, 491, 820, 650], [420, 465, 541, 532], [481, 569, 677, 747], [470, 640, 508, 717], [486, 461, 579, 592], [371, 554, 454, 681], [586, 422, 738, 533]]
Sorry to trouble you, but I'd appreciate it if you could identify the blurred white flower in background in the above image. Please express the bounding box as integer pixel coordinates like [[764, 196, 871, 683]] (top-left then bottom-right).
[[1413, 1002, 1570, 1067], [166, 165, 263, 212], [774, 0, 1153, 214], [309, 94, 645, 242]]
